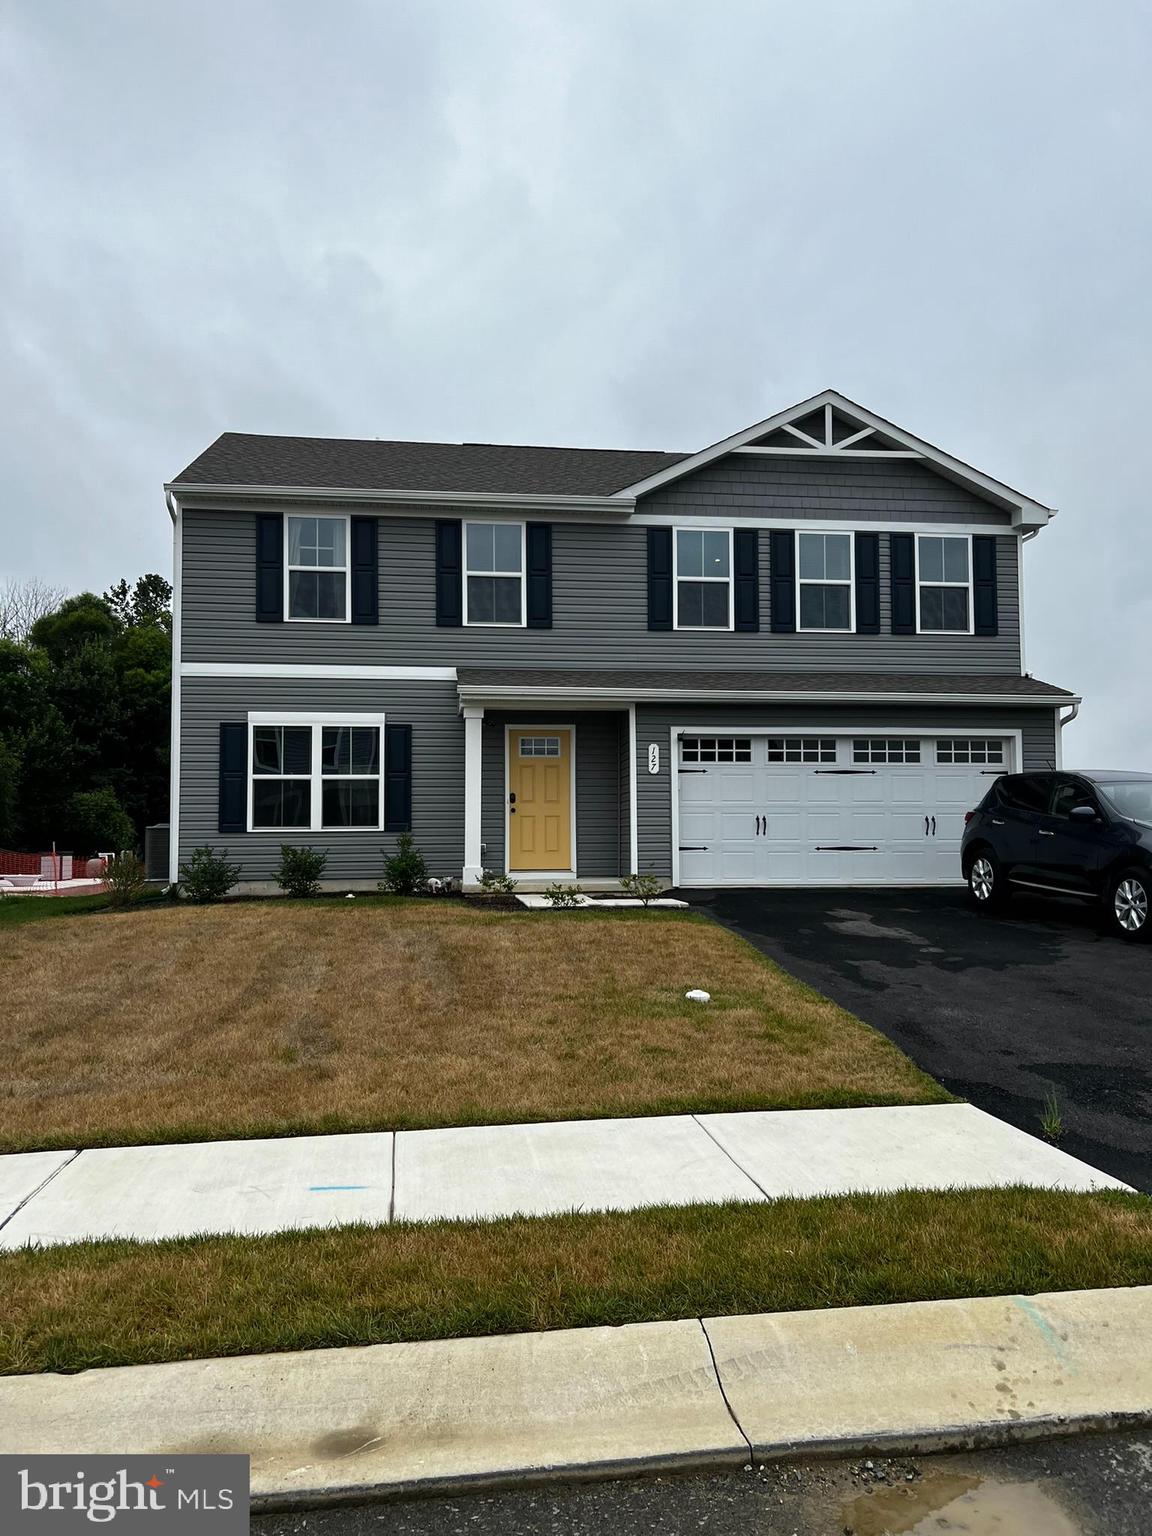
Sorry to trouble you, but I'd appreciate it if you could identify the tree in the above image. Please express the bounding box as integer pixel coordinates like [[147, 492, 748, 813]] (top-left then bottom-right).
[[0, 580, 67, 644], [0, 575, 172, 852]]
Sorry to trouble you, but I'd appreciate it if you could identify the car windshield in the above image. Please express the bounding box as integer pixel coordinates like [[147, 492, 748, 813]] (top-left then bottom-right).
[[1097, 780, 1152, 825]]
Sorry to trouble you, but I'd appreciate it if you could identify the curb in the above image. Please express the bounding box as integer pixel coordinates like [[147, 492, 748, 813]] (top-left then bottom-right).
[[1, 1288, 1150, 1509]]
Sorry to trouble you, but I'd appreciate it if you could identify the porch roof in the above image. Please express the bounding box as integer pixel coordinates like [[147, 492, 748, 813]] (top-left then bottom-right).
[[455, 669, 1078, 707]]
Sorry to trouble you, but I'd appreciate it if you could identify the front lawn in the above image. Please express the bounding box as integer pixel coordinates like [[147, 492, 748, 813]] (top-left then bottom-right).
[[2, 1187, 1149, 1375], [0, 898, 946, 1150]]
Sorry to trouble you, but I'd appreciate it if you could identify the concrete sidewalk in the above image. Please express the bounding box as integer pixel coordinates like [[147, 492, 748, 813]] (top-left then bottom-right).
[[0, 1104, 1128, 1249], [2, 1287, 1149, 1505]]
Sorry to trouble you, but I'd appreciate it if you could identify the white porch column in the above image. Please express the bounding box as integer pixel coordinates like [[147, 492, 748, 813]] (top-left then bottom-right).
[[462, 706, 485, 887]]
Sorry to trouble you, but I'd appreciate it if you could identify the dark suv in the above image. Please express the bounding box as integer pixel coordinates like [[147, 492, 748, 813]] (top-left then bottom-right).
[[961, 770, 1152, 941]]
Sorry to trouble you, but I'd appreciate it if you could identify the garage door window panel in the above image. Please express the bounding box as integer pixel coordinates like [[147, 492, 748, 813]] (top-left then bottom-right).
[[917, 536, 972, 633], [853, 738, 922, 764], [766, 737, 837, 764], [675, 530, 732, 630], [936, 738, 1004, 766], [682, 737, 752, 763], [797, 533, 853, 632]]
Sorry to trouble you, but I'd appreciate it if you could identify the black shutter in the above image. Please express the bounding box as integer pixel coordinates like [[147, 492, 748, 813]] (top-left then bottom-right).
[[890, 533, 916, 634], [384, 723, 412, 832], [733, 529, 759, 632], [526, 523, 553, 629], [973, 535, 999, 636], [647, 527, 673, 630], [350, 516, 378, 625], [854, 532, 880, 634], [218, 722, 247, 834], [435, 521, 463, 627], [769, 530, 795, 633], [255, 514, 283, 622]]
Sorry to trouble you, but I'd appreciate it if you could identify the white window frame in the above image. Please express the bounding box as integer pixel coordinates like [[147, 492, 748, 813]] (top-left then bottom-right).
[[915, 533, 974, 636], [673, 526, 734, 631], [463, 520, 526, 627], [284, 514, 352, 624], [247, 711, 386, 833], [796, 531, 855, 633]]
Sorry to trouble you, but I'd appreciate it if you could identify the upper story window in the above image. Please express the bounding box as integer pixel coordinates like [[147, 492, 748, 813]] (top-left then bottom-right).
[[917, 535, 971, 633], [465, 522, 524, 625], [674, 528, 732, 630], [250, 716, 383, 830], [797, 532, 853, 631], [286, 515, 349, 622]]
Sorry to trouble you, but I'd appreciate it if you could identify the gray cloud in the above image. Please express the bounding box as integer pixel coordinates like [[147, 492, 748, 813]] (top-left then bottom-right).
[[1, 0, 1149, 762]]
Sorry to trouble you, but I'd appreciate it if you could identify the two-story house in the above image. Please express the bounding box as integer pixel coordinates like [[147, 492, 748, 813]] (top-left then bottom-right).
[[165, 389, 1077, 891]]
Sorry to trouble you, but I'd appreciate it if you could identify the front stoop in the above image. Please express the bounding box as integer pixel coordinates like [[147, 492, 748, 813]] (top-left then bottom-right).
[[3, 1288, 1150, 1508]]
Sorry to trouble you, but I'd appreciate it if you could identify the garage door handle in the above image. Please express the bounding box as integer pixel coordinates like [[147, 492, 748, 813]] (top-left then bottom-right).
[[931, 816, 936, 836], [924, 816, 930, 836]]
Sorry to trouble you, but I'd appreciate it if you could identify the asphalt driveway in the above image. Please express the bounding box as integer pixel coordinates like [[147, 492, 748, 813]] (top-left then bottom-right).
[[683, 888, 1152, 1192]]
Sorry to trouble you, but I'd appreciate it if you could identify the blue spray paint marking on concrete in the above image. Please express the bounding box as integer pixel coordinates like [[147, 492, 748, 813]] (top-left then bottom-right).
[[1013, 1295, 1073, 1372], [309, 1184, 371, 1192]]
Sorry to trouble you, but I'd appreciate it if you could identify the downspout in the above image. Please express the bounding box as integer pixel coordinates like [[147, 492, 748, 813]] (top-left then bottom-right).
[[166, 490, 181, 884], [1056, 700, 1080, 769]]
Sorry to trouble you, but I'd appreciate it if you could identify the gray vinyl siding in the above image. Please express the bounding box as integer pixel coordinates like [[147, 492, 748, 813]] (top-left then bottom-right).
[[632, 703, 1061, 880], [480, 710, 627, 877], [177, 676, 463, 880], [639, 454, 1011, 523], [181, 509, 1022, 674]]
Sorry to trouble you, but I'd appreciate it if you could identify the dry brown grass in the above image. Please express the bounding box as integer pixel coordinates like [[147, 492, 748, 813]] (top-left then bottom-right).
[[3, 1188, 1149, 1375], [0, 899, 946, 1149]]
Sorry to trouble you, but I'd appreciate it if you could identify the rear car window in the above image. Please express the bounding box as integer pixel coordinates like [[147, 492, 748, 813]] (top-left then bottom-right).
[[1098, 780, 1152, 824], [997, 775, 1051, 813]]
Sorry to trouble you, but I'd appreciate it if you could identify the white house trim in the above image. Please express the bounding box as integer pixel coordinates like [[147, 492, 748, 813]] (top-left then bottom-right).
[[463, 707, 485, 886], [628, 703, 639, 876], [631, 513, 1018, 537], [181, 663, 457, 680], [455, 684, 1078, 709], [612, 389, 1055, 529], [166, 490, 182, 882], [166, 483, 635, 515]]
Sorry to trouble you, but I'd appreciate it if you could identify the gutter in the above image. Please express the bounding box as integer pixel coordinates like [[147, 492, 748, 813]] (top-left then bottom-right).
[[164, 482, 634, 515], [455, 686, 1082, 708]]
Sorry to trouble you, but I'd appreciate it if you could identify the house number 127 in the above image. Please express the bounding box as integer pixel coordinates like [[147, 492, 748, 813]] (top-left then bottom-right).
[[647, 743, 660, 774]]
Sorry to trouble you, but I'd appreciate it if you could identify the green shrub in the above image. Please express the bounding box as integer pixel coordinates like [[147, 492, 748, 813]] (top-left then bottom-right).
[[620, 873, 664, 906], [103, 851, 148, 906], [379, 833, 429, 895], [65, 788, 136, 856], [179, 845, 242, 904], [478, 869, 519, 895], [543, 882, 585, 909], [275, 845, 327, 898]]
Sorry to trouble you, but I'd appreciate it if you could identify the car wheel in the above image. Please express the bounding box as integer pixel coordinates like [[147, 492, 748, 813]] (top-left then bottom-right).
[[1108, 868, 1151, 942], [967, 848, 1007, 912]]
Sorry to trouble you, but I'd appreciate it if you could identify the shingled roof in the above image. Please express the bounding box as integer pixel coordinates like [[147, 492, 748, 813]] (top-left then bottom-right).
[[172, 433, 687, 496], [454, 668, 1077, 700]]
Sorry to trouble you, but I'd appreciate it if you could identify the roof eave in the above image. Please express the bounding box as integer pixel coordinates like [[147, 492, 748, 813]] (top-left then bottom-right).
[[455, 683, 1079, 707], [163, 482, 636, 515]]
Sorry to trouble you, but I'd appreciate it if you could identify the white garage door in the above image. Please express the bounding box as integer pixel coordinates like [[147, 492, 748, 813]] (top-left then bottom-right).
[[675, 732, 1011, 887]]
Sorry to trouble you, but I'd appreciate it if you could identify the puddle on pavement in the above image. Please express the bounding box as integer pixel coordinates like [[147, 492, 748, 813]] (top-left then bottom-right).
[[843, 1471, 1083, 1535]]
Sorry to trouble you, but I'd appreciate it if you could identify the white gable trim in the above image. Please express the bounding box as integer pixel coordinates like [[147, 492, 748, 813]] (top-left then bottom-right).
[[612, 389, 1055, 530]]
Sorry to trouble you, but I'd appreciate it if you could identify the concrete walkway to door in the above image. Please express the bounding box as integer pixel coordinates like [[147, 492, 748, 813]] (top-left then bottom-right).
[[0, 1103, 1127, 1250]]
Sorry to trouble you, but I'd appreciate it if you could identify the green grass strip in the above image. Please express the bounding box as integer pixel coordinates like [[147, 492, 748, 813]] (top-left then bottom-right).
[[2, 1187, 1149, 1376]]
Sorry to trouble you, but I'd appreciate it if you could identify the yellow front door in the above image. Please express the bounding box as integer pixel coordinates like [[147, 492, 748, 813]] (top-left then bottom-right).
[[508, 729, 573, 871]]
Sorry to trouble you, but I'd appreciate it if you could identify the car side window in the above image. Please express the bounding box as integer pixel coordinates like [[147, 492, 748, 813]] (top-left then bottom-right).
[[997, 775, 1050, 814], [1050, 780, 1099, 819]]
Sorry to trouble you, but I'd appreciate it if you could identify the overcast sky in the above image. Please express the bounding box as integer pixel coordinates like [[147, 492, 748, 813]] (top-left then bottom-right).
[[2, 1, 1149, 763]]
